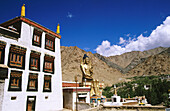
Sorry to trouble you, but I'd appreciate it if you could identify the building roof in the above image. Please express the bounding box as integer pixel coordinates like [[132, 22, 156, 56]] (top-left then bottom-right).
[[63, 87, 91, 92], [0, 26, 19, 38], [0, 16, 61, 39]]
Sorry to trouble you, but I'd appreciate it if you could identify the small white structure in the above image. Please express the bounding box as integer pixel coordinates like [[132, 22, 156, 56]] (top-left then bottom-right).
[[0, 4, 63, 111], [111, 85, 122, 105], [103, 85, 149, 106]]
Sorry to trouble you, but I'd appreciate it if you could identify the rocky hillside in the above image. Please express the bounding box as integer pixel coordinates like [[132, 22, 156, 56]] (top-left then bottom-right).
[[106, 47, 167, 68], [61, 46, 169, 85], [126, 48, 170, 76], [60, 46, 124, 86], [94, 47, 168, 73]]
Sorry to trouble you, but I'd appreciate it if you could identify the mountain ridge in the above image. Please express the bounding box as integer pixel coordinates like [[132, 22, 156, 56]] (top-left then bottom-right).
[[61, 46, 169, 85]]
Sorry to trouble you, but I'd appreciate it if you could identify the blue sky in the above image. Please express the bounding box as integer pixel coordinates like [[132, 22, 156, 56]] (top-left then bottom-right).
[[0, 0, 170, 56]]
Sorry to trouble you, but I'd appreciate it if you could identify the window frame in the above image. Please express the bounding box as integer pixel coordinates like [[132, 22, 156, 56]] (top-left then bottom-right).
[[43, 75, 51, 92], [32, 29, 42, 47], [45, 34, 55, 51], [34, 35, 40, 44], [27, 74, 38, 91], [8, 45, 26, 69], [11, 78, 19, 88], [44, 61, 53, 72], [43, 55, 54, 74], [46, 39, 54, 50], [29, 51, 40, 71], [30, 58, 38, 70], [8, 71, 22, 91], [10, 53, 23, 67], [0, 42, 6, 64]]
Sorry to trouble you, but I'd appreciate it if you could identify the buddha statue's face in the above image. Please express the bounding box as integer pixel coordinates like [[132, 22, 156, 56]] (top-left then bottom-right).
[[84, 57, 89, 64]]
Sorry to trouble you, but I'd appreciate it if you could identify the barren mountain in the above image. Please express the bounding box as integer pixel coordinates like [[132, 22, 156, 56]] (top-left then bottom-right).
[[104, 47, 167, 68], [61, 46, 169, 85], [94, 47, 168, 73], [61, 46, 124, 86], [126, 48, 170, 76]]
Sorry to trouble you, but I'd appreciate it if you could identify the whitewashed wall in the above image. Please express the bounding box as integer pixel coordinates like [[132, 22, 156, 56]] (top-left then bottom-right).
[[0, 22, 63, 111]]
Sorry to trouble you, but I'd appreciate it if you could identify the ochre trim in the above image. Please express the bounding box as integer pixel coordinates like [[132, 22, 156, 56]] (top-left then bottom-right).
[[0, 18, 21, 27], [20, 17, 61, 39]]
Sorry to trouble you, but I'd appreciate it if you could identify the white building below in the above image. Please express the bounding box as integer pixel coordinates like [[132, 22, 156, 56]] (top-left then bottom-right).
[[0, 4, 63, 111]]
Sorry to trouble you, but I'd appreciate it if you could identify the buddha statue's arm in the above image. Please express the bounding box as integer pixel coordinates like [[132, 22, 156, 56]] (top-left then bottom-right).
[[80, 64, 86, 75], [89, 66, 93, 76]]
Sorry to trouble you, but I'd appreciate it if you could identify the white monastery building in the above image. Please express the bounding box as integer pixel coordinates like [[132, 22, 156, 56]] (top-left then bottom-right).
[[0, 4, 63, 111]]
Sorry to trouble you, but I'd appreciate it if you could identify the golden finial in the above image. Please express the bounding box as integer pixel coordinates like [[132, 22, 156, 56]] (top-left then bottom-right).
[[114, 85, 117, 96], [21, 4, 25, 17], [57, 23, 60, 34]]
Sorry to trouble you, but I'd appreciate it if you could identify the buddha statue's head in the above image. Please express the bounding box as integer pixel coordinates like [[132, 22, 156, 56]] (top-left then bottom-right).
[[83, 54, 89, 64]]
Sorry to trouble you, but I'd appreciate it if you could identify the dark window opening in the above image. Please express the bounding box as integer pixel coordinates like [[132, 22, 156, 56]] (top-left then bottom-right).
[[0, 41, 6, 64], [10, 53, 23, 67], [45, 34, 55, 51], [27, 73, 38, 91], [8, 45, 26, 69], [26, 96, 36, 111], [8, 70, 22, 91], [43, 75, 51, 92], [43, 55, 54, 74], [32, 29, 42, 47], [29, 51, 40, 71]]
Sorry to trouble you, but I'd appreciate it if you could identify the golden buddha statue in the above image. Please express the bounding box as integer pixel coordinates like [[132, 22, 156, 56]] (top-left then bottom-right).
[[80, 54, 100, 96], [80, 54, 93, 81]]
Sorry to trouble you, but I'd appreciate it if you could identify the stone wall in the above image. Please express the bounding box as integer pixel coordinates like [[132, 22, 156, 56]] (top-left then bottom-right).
[[0, 80, 5, 111]]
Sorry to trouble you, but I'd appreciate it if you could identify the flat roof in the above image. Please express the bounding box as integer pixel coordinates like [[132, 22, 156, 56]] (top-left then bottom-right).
[[63, 87, 90, 90], [62, 81, 80, 84], [0, 16, 61, 39]]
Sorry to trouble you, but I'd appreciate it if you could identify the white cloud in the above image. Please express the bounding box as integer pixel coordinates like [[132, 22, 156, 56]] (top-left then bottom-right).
[[95, 16, 170, 57], [67, 12, 73, 18], [119, 37, 126, 44]]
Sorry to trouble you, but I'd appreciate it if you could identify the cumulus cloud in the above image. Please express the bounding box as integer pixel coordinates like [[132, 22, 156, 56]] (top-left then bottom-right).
[[95, 16, 170, 57], [119, 37, 126, 44]]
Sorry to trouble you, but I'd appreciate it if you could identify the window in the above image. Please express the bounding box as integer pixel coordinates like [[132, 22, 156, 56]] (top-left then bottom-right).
[[0, 41, 6, 64], [8, 45, 26, 69], [44, 62, 52, 72], [29, 51, 40, 71], [8, 71, 22, 91], [31, 58, 38, 69], [43, 55, 54, 74], [43, 75, 51, 92], [32, 29, 42, 47], [46, 40, 54, 50], [27, 74, 38, 91], [34, 35, 40, 44], [10, 53, 23, 67], [45, 34, 55, 51]]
